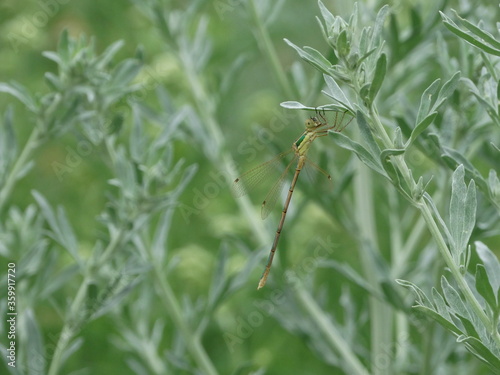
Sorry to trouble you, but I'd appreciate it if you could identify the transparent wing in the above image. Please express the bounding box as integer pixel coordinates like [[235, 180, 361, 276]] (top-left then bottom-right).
[[261, 156, 297, 219], [232, 149, 294, 198], [303, 156, 332, 181]]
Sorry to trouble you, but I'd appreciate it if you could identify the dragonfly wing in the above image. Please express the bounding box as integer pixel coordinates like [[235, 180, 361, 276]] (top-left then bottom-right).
[[261, 155, 297, 219], [303, 156, 332, 180], [232, 149, 293, 198]]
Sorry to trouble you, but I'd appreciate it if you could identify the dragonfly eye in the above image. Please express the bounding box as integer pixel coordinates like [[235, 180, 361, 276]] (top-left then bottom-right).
[[305, 117, 320, 129]]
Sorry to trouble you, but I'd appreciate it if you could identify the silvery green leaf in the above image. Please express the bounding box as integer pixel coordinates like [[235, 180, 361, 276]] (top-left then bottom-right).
[[322, 74, 352, 110], [0, 107, 17, 170], [413, 305, 463, 335], [456, 335, 500, 371], [408, 112, 437, 146], [368, 53, 387, 105], [449, 165, 477, 264], [370, 5, 390, 48], [22, 309, 45, 375], [0, 82, 38, 112], [475, 264, 497, 311], [431, 71, 461, 113], [396, 279, 432, 307], [475, 242, 500, 297], [440, 11, 500, 56], [284, 39, 331, 74], [318, 0, 336, 31], [280, 101, 347, 112], [441, 276, 472, 321], [96, 40, 125, 69], [357, 111, 380, 159], [432, 288, 453, 321], [208, 244, 229, 309], [32, 191, 80, 263], [329, 131, 386, 176], [416, 79, 440, 126]]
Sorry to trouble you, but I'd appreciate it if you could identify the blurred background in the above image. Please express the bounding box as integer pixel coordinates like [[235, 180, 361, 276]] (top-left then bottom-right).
[[0, 0, 499, 374]]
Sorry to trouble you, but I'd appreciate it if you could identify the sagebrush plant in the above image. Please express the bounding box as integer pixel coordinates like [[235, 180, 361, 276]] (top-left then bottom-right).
[[0, 1, 499, 375]]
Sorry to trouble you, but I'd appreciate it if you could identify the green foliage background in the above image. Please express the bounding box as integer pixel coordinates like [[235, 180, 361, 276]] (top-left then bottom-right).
[[0, 0, 499, 374]]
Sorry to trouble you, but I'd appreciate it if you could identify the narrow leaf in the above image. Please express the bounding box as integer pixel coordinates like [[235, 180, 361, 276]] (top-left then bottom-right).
[[450, 165, 476, 263], [396, 279, 432, 307], [416, 79, 440, 126], [96, 40, 125, 69], [432, 71, 461, 113], [280, 101, 347, 112], [322, 74, 352, 110], [368, 53, 387, 104], [303, 46, 333, 70], [371, 5, 390, 48], [441, 276, 471, 320], [284, 39, 331, 74], [356, 110, 380, 158], [413, 305, 464, 335], [423, 192, 455, 253], [455, 314, 480, 338], [380, 148, 405, 160], [475, 264, 497, 310], [458, 336, 500, 371], [1, 107, 17, 166], [440, 12, 500, 56], [475, 242, 500, 295], [208, 244, 229, 309], [109, 59, 142, 88], [32, 191, 80, 262], [451, 10, 500, 49], [432, 288, 453, 321], [408, 112, 437, 146], [329, 132, 386, 176], [317, 0, 336, 31], [0, 82, 38, 112]]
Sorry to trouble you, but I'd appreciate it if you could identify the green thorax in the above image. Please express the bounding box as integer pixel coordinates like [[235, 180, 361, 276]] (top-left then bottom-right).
[[295, 132, 314, 156], [295, 134, 306, 147]]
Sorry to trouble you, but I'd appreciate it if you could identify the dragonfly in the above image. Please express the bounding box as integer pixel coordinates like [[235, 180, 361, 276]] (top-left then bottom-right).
[[233, 108, 353, 289]]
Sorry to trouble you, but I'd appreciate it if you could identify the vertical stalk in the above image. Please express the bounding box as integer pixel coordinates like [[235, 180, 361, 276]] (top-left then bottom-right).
[[0, 126, 41, 213], [367, 103, 500, 347], [294, 284, 370, 375], [247, 0, 295, 98], [354, 158, 393, 375], [151, 261, 218, 375], [48, 227, 127, 375]]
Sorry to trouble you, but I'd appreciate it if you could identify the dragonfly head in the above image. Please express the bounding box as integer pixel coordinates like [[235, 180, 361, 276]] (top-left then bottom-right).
[[305, 117, 322, 130]]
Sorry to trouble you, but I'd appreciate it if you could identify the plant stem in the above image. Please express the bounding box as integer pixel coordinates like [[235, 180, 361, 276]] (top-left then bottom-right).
[[419, 201, 500, 345], [48, 227, 127, 375], [294, 284, 371, 375], [47, 278, 89, 375], [0, 126, 41, 213], [151, 260, 218, 375], [248, 0, 295, 98], [368, 103, 500, 347], [354, 154, 392, 375]]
